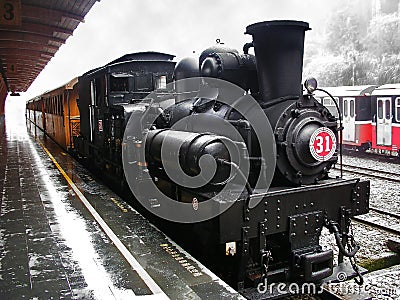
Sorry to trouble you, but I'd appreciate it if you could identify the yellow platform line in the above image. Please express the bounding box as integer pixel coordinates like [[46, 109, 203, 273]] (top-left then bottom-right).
[[37, 140, 168, 298]]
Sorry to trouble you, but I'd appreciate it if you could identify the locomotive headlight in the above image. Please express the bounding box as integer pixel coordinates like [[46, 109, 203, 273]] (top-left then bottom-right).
[[304, 77, 318, 94]]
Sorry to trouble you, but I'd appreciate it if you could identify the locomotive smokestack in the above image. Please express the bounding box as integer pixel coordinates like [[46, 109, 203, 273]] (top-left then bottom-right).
[[245, 20, 310, 103]]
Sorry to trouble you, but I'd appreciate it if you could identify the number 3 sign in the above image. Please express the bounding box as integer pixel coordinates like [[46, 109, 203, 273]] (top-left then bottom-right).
[[309, 127, 337, 162], [0, 0, 21, 26]]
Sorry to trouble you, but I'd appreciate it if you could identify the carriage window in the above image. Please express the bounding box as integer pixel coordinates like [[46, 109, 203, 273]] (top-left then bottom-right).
[[326, 98, 334, 106], [56, 96, 59, 115], [59, 96, 63, 115], [343, 99, 348, 117], [155, 75, 167, 90], [396, 98, 400, 122], [110, 76, 129, 92], [350, 99, 355, 117], [322, 97, 339, 118], [378, 100, 383, 119], [385, 99, 391, 120], [60, 95, 64, 115], [58, 96, 60, 115]]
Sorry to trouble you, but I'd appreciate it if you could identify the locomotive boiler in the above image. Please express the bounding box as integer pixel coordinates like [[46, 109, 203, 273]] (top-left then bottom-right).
[[123, 21, 370, 292]]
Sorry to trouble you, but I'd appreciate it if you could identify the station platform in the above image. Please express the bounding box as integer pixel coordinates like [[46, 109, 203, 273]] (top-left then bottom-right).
[[0, 114, 243, 299]]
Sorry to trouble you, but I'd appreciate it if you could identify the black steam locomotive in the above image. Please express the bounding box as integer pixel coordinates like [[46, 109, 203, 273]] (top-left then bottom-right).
[[119, 20, 370, 292], [56, 21, 370, 294]]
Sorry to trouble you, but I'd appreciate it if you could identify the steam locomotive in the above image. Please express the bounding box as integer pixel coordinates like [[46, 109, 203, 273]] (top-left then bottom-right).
[[27, 20, 370, 295]]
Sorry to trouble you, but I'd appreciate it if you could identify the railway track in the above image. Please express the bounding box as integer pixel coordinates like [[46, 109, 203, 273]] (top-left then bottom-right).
[[333, 164, 400, 236], [370, 207, 400, 221], [336, 163, 400, 183], [353, 209, 400, 236]]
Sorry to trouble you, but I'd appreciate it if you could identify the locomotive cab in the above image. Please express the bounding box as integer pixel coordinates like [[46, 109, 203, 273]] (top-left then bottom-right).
[[74, 52, 176, 182]]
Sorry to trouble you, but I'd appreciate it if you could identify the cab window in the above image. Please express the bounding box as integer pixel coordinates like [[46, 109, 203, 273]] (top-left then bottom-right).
[[155, 75, 167, 90], [110, 76, 129, 92], [136, 74, 152, 91]]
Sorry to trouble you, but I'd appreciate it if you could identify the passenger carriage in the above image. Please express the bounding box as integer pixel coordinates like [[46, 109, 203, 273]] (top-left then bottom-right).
[[26, 78, 80, 149], [371, 84, 400, 156], [314, 85, 377, 151]]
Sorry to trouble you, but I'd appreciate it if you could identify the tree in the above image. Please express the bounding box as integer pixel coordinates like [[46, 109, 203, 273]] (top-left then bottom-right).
[[366, 13, 400, 57], [325, 8, 365, 56], [303, 8, 400, 86]]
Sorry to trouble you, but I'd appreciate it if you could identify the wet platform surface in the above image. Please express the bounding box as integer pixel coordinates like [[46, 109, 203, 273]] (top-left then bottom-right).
[[0, 114, 243, 299]]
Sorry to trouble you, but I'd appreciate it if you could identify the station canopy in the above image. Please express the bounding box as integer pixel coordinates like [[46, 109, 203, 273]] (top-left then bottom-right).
[[0, 0, 100, 114]]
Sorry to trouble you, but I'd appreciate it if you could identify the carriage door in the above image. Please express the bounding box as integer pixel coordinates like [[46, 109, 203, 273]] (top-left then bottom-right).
[[343, 97, 355, 142], [376, 97, 392, 146]]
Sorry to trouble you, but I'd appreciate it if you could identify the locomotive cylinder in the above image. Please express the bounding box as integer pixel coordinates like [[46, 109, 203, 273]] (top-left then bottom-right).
[[245, 20, 310, 102], [145, 129, 235, 185]]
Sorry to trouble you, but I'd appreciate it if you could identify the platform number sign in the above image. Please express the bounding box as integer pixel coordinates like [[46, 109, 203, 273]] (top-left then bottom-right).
[[309, 127, 337, 161], [0, 0, 21, 26]]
